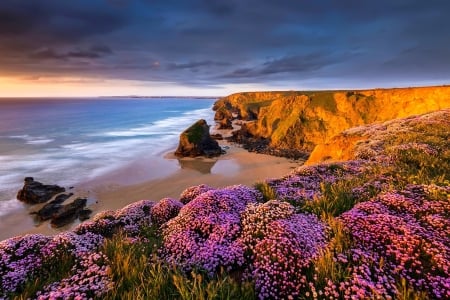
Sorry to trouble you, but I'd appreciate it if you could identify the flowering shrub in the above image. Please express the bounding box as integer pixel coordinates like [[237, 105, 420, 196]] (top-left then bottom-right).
[[0, 231, 107, 298], [336, 185, 450, 299], [114, 200, 155, 235], [161, 185, 261, 275], [151, 197, 184, 225], [252, 214, 328, 299], [179, 184, 214, 204], [0, 234, 51, 296], [267, 162, 362, 205], [36, 252, 112, 299], [239, 200, 295, 255], [74, 200, 155, 237]]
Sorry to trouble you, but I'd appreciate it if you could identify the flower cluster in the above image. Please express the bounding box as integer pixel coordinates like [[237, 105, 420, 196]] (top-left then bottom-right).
[[74, 199, 155, 237], [36, 251, 112, 299], [179, 184, 214, 204], [239, 200, 295, 255], [0, 234, 51, 296], [251, 213, 328, 299], [267, 161, 362, 205], [161, 185, 261, 275], [335, 185, 450, 299], [0, 231, 107, 298], [162, 191, 329, 300], [151, 197, 184, 226]]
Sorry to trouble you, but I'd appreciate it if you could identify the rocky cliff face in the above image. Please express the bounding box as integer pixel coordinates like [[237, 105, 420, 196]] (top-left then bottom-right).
[[307, 108, 450, 164], [214, 86, 450, 153]]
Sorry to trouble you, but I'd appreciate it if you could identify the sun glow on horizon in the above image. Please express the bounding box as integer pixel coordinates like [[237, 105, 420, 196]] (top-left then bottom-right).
[[0, 76, 283, 98]]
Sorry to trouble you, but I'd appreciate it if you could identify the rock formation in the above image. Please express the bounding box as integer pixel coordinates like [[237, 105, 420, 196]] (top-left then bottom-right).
[[175, 119, 223, 157], [34, 193, 73, 221], [50, 197, 88, 227], [17, 177, 65, 204], [213, 86, 450, 154]]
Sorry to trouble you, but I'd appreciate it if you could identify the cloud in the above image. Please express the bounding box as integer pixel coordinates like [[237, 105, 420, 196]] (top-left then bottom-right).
[[29, 46, 113, 60], [0, 0, 449, 89], [167, 60, 230, 70]]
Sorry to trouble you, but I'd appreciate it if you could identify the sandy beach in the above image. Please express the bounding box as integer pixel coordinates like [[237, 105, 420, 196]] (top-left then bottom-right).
[[1, 140, 302, 240]]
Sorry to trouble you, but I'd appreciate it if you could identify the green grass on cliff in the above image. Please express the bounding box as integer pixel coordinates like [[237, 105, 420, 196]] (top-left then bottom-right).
[[304, 92, 338, 114]]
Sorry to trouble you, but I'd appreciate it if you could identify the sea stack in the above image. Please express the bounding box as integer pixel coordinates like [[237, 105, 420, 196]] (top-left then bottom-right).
[[175, 119, 223, 157]]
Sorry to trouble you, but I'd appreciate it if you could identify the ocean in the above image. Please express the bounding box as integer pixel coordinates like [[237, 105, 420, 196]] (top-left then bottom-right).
[[0, 97, 216, 218]]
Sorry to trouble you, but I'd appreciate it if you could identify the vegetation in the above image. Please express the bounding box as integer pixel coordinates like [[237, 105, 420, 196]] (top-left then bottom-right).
[[1, 108, 449, 299], [185, 120, 206, 143]]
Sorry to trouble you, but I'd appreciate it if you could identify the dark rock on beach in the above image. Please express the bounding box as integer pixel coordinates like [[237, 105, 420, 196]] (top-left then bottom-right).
[[175, 119, 223, 157], [210, 133, 224, 140], [34, 193, 73, 221], [50, 198, 88, 227], [78, 209, 93, 221], [227, 125, 309, 160], [17, 177, 65, 204], [217, 117, 233, 129]]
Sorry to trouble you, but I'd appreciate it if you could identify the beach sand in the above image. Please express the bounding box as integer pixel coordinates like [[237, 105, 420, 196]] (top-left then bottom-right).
[[1, 141, 302, 240]]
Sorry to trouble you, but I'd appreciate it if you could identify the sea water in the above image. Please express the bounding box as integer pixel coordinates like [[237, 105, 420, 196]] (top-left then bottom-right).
[[0, 97, 216, 217]]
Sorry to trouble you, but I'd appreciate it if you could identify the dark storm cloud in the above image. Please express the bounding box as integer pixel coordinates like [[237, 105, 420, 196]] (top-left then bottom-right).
[[167, 61, 230, 71], [222, 53, 336, 80], [0, 0, 449, 88], [30, 46, 113, 60]]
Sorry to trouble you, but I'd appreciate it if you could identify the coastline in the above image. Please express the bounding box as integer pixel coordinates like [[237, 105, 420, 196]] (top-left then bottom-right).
[[1, 140, 302, 240]]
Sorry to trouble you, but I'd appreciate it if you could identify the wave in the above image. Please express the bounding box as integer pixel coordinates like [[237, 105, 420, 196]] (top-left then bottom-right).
[[0, 104, 214, 203], [9, 135, 54, 145], [94, 108, 213, 138], [26, 139, 54, 145], [0, 198, 23, 217]]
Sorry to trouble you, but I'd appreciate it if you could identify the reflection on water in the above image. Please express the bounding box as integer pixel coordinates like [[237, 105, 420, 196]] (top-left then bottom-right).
[[177, 158, 218, 174]]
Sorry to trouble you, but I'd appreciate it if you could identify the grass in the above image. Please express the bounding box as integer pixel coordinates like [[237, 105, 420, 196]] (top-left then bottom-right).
[[306, 92, 338, 114], [311, 217, 352, 292], [396, 278, 429, 300], [254, 182, 277, 202], [303, 179, 361, 217], [186, 121, 205, 144], [103, 227, 255, 300]]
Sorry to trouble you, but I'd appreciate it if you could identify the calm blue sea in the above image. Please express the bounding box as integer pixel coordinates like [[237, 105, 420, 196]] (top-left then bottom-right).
[[0, 97, 216, 216]]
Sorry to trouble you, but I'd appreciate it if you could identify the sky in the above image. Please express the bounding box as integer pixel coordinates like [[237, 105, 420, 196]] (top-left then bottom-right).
[[0, 0, 449, 97]]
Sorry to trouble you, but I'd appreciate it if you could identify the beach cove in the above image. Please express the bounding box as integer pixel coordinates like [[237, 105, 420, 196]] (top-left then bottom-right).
[[0, 98, 301, 240]]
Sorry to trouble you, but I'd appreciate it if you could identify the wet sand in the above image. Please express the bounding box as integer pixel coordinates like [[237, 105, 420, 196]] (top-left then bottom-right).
[[1, 141, 303, 240]]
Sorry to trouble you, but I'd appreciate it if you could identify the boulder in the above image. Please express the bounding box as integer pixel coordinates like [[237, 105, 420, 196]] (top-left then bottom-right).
[[50, 198, 87, 227], [34, 193, 73, 221], [175, 119, 223, 157], [17, 177, 65, 204]]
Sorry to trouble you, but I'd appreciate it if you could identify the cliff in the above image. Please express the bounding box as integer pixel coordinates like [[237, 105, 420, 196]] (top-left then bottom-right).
[[214, 86, 450, 152], [307, 108, 450, 164]]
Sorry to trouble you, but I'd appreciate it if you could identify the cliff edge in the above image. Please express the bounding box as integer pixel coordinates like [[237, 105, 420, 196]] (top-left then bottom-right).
[[213, 86, 450, 153]]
